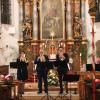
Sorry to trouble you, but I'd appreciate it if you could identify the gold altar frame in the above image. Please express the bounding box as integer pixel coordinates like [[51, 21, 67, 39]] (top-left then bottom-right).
[[40, 0, 65, 40]]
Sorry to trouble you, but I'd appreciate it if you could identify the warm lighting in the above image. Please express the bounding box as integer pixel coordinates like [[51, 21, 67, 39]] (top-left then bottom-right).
[[64, 43, 65, 47], [60, 42, 63, 45], [80, 53, 82, 57], [40, 44, 43, 48], [50, 31, 55, 40]]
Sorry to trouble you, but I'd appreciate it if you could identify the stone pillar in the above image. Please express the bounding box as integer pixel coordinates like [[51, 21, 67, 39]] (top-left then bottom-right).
[[25, 1, 32, 18], [0, 0, 1, 26], [81, 0, 86, 37], [19, 1, 24, 41], [66, 0, 73, 40], [33, 0, 38, 40]]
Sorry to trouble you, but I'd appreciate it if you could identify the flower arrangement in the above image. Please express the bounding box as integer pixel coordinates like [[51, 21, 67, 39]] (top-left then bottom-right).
[[0, 74, 13, 85], [47, 70, 59, 86], [95, 57, 100, 64], [4, 75, 13, 85], [0, 74, 4, 81], [84, 74, 93, 83]]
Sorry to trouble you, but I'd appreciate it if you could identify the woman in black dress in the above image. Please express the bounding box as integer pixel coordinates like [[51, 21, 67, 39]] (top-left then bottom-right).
[[16, 51, 28, 95], [17, 51, 28, 81]]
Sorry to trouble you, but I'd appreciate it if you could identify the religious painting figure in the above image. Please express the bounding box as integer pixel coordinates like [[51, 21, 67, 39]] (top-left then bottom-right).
[[74, 17, 82, 38], [22, 0, 33, 41], [40, 0, 64, 39], [23, 19, 32, 40]]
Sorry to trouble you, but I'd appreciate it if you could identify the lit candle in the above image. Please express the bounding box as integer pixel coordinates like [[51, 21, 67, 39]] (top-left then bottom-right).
[[80, 53, 82, 57], [50, 31, 55, 40], [60, 42, 62, 45]]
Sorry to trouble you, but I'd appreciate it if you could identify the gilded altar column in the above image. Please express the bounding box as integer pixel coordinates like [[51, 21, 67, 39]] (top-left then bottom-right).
[[66, 0, 73, 40], [33, 0, 38, 40]]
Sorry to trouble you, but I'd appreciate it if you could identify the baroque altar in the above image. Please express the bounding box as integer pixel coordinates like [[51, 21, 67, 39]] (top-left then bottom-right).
[[18, 0, 89, 76]]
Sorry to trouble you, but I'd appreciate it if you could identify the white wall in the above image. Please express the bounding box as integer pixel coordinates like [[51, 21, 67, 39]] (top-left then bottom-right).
[[95, 22, 100, 41], [0, 0, 19, 65]]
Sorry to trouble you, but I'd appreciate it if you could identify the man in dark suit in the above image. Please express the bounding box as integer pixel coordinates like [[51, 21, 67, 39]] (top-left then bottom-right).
[[34, 49, 49, 94], [56, 46, 69, 94]]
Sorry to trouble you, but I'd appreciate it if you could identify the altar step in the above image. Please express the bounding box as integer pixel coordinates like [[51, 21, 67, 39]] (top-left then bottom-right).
[[24, 82, 78, 92], [22, 91, 79, 100]]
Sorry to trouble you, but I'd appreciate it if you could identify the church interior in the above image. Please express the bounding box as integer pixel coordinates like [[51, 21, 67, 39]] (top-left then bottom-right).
[[0, 0, 100, 100]]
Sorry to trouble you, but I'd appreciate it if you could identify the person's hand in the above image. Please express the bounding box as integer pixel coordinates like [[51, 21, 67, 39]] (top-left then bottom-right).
[[37, 57, 40, 60], [54, 67, 57, 70], [33, 70, 36, 73]]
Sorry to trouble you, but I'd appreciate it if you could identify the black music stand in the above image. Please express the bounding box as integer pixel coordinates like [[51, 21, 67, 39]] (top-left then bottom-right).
[[54, 90, 69, 100], [63, 74, 80, 100], [10, 62, 18, 68], [95, 64, 100, 71], [86, 64, 93, 71], [40, 93, 55, 100], [55, 74, 79, 100]]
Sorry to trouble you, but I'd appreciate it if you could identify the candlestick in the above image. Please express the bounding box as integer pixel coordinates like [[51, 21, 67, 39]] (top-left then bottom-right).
[[50, 31, 55, 40], [80, 53, 82, 57]]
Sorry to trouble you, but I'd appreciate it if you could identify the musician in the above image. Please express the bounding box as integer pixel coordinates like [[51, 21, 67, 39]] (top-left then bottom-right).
[[34, 49, 49, 94], [16, 51, 28, 81], [16, 51, 28, 95], [56, 46, 69, 94]]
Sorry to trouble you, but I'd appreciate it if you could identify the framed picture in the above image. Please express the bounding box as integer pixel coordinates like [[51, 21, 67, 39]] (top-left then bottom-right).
[[40, 0, 65, 40]]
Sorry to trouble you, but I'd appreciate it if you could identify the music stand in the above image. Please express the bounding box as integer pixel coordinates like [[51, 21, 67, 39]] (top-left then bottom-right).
[[10, 62, 18, 68], [63, 74, 80, 100], [40, 93, 55, 100], [54, 91, 69, 100], [86, 64, 93, 71], [95, 64, 100, 71]]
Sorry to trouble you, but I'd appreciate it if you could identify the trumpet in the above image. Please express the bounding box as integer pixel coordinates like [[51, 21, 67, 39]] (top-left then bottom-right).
[[20, 57, 28, 63], [40, 56, 46, 62], [59, 54, 65, 61]]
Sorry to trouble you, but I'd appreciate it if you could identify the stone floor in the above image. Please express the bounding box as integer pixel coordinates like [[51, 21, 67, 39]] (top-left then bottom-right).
[[18, 82, 79, 100], [21, 91, 79, 100]]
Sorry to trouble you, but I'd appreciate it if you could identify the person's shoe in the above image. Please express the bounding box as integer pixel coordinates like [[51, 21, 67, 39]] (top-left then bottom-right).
[[37, 91, 42, 94], [59, 91, 63, 94], [66, 90, 68, 94], [21, 92, 24, 94], [45, 91, 48, 95]]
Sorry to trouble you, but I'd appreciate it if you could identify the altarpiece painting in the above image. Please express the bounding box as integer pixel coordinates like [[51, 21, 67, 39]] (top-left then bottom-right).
[[40, 0, 65, 39]]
